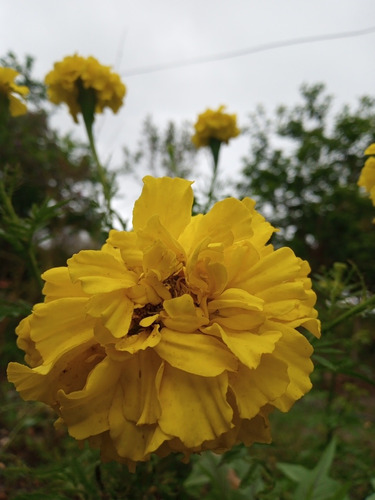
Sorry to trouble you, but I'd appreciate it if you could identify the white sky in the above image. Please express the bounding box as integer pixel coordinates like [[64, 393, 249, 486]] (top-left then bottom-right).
[[2, 0, 375, 218]]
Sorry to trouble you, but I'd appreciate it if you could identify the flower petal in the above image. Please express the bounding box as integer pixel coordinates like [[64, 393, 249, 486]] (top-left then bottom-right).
[[29, 298, 95, 364], [158, 365, 233, 447], [110, 350, 162, 425], [229, 355, 289, 419], [161, 294, 209, 332], [107, 230, 143, 269], [133, 176, 193, 237], [42, 267, 87, 302], [267, 321, 314, 411], [213, 323, 282, 369], [113, 326, 161, 354], [58, 357, 122, 439], [208, 288, 264, 312], [86, 290, 134, 338], [155, 328, 238, 376], [68, 250, 136, 294]]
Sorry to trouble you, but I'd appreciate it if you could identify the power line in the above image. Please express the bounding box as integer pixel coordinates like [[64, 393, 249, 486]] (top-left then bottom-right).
[[123, 25, 375, 77]]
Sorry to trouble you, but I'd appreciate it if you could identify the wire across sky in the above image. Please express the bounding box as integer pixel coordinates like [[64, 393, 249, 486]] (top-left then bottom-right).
[[123, 25, 375, 77]]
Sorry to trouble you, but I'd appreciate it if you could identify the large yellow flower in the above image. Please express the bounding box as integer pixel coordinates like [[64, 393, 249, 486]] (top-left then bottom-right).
[[192, 105, 240, 148], [45, 54, 126, 123], [0, 67, 29, 116], [358, 144, 375, 206], [8, 177, 320, 471]]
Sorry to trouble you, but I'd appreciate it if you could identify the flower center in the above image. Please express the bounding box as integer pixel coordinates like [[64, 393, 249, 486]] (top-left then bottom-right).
[[127, 269, 194, 336]]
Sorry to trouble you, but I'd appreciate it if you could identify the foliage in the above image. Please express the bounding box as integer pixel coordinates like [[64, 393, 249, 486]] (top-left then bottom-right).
[[239, 83, 375, 289], [123, 115, 197, 180]]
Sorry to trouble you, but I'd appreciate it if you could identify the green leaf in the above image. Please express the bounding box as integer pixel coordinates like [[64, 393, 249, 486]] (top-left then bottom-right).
[[277, 438, 350, 500]]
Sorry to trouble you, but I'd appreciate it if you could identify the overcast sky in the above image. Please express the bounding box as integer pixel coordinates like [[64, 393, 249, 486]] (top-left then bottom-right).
[[2, 0, 375, 216]]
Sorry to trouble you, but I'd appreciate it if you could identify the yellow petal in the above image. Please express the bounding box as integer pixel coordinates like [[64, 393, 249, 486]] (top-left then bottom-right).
[[137, 215, 186, 263], [42, 266, 87, 302], [229, 355, 289, 419], [68, 250, 136, 294], [110, 349, 162, 425], [216, 323, 282, 369], [241, 197, 276, 247], [133, 176, 193, 237], [142, 239, 181, 281], [161, 294, 209, 332], [154, 328, 237, 376], [15, 315, 42, 368], [9, 95, 27, 116], [267, 321, 314, 411], [58, 357, 122, 439], [109, 384, 166, 462], [208, 288, 264, 312], [364, 143, 375, 155], [86, 290, 134, 338], [107, 230, 143, 269], [114, 326, 161, 354], [7, 340, 103, 406], [29, 298, 95, 364], [238, 247, 303, 293], [158, 365, 233, 447]]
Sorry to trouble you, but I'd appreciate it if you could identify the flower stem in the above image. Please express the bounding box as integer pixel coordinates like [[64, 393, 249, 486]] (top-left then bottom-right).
[[204, 138, 221, 212], [323, 294, 375, 332], [78, 81, 115, 229], [28, 245, 44, 290]]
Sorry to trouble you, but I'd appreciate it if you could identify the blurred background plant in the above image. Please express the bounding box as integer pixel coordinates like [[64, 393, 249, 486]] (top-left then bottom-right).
[[1, 53, 374, 499]]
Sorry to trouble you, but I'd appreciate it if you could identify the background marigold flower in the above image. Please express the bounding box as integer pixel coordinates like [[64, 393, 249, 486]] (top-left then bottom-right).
[[0, 67, 29, 116], [191, 105, 240, 148], [358, 144, 375, 206], [7, 176, 320, 471], [44, 54, 126, 123]]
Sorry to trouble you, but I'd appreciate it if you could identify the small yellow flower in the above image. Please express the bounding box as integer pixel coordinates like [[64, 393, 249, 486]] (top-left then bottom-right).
[[8, 176, 320, 471], [192, 105, 240, 148], [45, 54, 126, 123], [0, 67, 29, 116], [358, 144, 375, 206]]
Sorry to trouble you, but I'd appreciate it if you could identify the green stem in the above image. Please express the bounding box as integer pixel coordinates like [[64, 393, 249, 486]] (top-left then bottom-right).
[[323, 294, 375, 332], [77, 81, 114, 229], [0, 177, 19, 223], [28, 245, 43, 290], [82, 112, 113, 217], [204, 138, 221, 212]]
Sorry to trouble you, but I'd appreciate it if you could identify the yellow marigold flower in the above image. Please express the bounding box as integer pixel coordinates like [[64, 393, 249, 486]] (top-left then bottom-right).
[[192, 105, 240, 148], [45, 54, 126, 123], [0, 67, 29, 116], [7, 176, 320, 471], [358, 144, 375, 207]]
